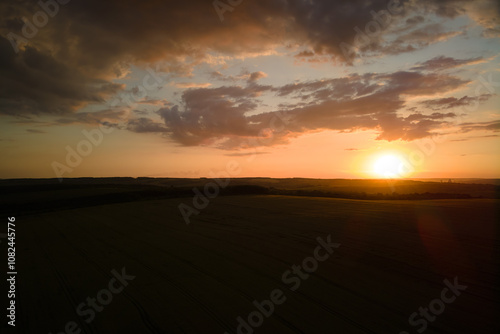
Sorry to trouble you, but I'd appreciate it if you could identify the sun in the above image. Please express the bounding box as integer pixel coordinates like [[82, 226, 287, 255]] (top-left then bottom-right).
[[373, 154, 405, 178]]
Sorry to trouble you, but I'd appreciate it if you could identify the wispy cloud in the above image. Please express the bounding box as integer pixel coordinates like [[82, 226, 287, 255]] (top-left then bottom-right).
[[174, 82, 212, 89], [411, 56, 485, 72], [225, 152, 270, 157]]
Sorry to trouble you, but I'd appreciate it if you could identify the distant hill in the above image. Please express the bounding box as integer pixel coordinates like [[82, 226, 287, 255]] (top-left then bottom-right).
[[1, 177, 498, 217]]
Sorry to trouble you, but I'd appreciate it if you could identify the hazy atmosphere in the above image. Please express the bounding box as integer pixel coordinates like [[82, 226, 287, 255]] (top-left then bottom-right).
[[1, 0, 499, 179]]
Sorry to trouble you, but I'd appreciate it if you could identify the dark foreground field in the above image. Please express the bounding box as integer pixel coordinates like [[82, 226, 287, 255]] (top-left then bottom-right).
[[1, 179, 499, 333]]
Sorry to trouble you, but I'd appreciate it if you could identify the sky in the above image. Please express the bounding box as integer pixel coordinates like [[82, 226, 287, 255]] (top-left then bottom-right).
[[0, 0, 499, 179]]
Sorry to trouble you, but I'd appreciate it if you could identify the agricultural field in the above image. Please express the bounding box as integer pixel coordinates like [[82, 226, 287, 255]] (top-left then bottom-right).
[[2, 179, 498, 333]]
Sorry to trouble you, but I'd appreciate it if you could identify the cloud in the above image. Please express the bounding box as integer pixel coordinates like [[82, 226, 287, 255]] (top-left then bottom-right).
[[225, 152, 270, 157], [0, 37, 123, 116], [294, 50, 315, 58], [127, 117, 168, 133], [451, 134, 499, 142], [210, 70, 269, 84], [248, 71, 268, 83], [54, 109, 127, 126], [405, 112, 456, 121], [211, 72, 236, 83], [406, 15, 425, 26], [174, 82, 212, 89], [461, 0, 500, 38], [157, 86, 263, 146], [460, 120, 500, 133], [1, 1, 495, 70], [274, 74, 380, 100], [137, 99, 169, 106], [419, 94, 492, 110], [378, 24, 462, 56], [151, 69, 469, 147], [0, 0, 497, 122], [411, 56, 485, 71], [376, 71, 469, 96]]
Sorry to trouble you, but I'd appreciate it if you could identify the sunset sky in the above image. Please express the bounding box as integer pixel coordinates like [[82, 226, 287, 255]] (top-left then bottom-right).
[[1, 0, 499, 179]]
